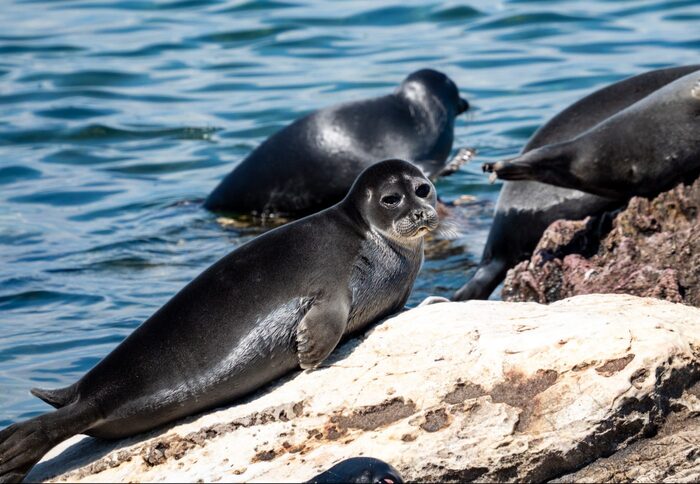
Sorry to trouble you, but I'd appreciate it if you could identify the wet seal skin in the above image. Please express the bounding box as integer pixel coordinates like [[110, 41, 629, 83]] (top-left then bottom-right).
[[484, 68, 700, 200], [454, 64, 700, 301], [205, 68, 469, 218], [0, 159, 438, 483], [308, 457, 404, 484]]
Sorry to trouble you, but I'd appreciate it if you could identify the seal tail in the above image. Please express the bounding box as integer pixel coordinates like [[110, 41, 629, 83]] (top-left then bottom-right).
[[30, 384, 77, 409]]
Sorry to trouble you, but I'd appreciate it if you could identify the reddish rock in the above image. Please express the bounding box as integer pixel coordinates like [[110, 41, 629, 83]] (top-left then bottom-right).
[[503, 179, 700, 306]]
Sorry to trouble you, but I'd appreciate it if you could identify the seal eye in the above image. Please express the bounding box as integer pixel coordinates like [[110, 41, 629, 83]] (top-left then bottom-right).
[[415, 184, 430, 198], [381, 194, 401, 207]]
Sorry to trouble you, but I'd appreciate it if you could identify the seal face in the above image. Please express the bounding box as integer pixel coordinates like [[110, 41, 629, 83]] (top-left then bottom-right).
[[308, 457, 404, 484], [0, 160, 437, 482], [453, 64, 700, 301], [204, 68, 468, 217], [484, 69, 700, 199]]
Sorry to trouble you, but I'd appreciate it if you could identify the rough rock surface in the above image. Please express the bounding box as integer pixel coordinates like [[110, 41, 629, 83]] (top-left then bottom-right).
[[29, 294, 700, 483], [502, 179, 700, 306]]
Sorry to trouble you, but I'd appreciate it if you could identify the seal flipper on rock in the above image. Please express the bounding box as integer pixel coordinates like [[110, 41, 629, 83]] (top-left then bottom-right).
[[0, 402, 100, 482], [296, 294, 351, 370]]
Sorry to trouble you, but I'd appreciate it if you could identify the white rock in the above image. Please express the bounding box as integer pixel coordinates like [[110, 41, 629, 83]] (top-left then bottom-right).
[[28, 294, 700, 483]]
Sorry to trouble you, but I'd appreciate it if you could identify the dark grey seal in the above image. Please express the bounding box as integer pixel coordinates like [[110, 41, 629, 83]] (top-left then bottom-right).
[[485, 69, 700, 198], [454, 64, 700, 301], [308, 457, 403, 484], [204, 69, 469, 217], [0, 159, 438, 483]]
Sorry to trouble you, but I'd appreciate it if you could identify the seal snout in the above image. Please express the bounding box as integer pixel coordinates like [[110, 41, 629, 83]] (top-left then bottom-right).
[[458, 97, 470, 114]]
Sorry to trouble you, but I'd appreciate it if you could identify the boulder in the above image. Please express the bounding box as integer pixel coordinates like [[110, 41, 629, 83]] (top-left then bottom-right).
[[29, 294, 700, 483], [502, 179, 700, 307]]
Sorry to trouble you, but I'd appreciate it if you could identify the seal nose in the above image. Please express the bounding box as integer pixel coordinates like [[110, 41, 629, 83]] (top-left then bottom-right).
[[411, 209, 426, 222], [458, 97, 470, 114]]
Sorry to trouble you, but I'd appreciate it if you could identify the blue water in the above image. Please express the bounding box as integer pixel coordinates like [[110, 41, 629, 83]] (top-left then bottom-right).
[[0, 0, 698, 426]]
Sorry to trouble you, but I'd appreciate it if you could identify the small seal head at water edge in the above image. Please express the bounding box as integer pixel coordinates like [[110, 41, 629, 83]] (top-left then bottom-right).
[[308, 457, 404, 484], [483, 69, 700, 200], [452, 64, 700, 302], [0, 159, 437, 483], [204, 68, 468, 217]]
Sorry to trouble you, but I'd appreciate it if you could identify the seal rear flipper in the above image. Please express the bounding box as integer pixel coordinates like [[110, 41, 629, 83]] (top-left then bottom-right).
[[435, 147, 476, 178], [0, 403, 100, 482], [31, 383, 77, 409]]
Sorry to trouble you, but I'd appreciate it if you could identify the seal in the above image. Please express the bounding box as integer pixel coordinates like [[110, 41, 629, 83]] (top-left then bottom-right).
[[484, 69, 700, 199], [0, 159, 438, 483], [308, 457, 404, 484], [454, 64, 700, 301], [204, 69, 469, 217]]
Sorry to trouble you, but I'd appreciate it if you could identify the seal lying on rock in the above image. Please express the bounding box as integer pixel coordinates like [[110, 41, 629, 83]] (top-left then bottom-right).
[[309, 457, 403, 484], [484, 68, 700, 199], [0, 160, 438, 483], [204, 69, 469, 217], [453, 64, 700, 301]]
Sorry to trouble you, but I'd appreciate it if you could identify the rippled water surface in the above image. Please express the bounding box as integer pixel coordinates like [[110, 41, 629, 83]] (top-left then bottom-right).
[[1, 0, 698, 425]]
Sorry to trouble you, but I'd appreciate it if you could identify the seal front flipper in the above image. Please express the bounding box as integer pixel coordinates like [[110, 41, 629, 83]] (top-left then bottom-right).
[[296, 294, 351, 370], [453, 257, 508, 301]]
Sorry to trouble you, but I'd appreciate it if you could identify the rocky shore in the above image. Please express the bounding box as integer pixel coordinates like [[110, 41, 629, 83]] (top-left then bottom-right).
[[502, 179, 700, 307], [29, 294, 700, 483]]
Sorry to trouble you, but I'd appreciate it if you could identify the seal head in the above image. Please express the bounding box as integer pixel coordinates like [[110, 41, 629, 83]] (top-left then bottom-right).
[[308, 457, 404, 484], [397, 68, 470, 118], [345, 159, 439, 241]]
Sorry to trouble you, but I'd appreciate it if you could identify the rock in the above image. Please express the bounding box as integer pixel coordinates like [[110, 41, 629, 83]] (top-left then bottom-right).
[[28, 294, 700, 483], [502, 179, 700, 306], [554, 398, 700, 483]]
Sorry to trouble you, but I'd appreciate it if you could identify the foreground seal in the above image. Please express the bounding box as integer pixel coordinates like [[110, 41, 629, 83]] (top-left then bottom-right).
[[309, 457, 403, 484], [0, 160, 438, 483], [454, 64, 700, 301], [484, 69, 700, 198], [204, 69, 469, 217]]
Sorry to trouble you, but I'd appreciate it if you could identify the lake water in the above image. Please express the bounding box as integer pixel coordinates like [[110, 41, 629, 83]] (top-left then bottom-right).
[[0, 0, 698, 426]]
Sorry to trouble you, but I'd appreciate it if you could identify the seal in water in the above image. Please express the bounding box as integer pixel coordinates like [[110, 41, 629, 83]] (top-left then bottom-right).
[[0, 160, 438, 483], [308, 457, 403, 484], [484, 69, 700, 198], [204, 69, 469, 217], [454, 64, 700, 301]]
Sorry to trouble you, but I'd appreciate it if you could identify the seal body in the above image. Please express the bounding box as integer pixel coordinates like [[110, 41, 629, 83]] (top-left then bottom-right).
[[0, 160, 438, 483], [309, 457, 404, 484], [204, 69, 469, 217], [485, 68, 700, 198], [454, 64, 700, 301]]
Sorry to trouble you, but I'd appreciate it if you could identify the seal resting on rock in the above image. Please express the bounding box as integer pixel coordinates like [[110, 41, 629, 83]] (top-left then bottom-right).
[[309, 457, 403, 484], [484, 69, 700, 198], [453, 64, 700, 301], [0, 160, 438, 483], [204, 68, 469, 217]]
